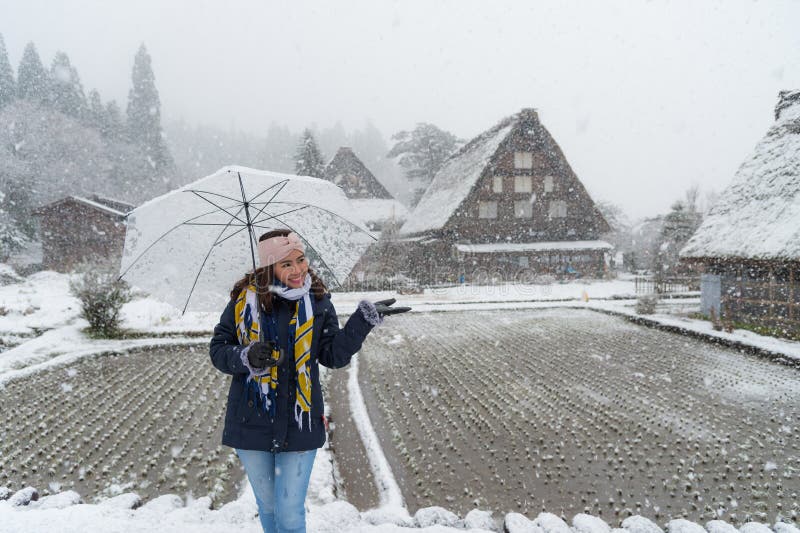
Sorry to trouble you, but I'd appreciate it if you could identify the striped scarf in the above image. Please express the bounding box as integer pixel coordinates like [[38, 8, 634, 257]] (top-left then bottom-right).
[[234, 280, 314, 431]]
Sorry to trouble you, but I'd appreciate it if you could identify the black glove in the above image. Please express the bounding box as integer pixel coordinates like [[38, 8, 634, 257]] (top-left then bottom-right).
[[373, 298, 411, 317], [246, 341, 278, 369]]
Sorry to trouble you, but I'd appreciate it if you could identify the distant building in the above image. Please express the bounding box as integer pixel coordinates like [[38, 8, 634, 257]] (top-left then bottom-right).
[[681, 90, 800, 336], [32, 195, 134, 272], [394, 108, 611, 283], [323, 147, 407, 233]]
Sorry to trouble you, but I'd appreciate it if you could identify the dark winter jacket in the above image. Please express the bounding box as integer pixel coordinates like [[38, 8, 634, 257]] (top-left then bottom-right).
[[209, 293, 374, 452]]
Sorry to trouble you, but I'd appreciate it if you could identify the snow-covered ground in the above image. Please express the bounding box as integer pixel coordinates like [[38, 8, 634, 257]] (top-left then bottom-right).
[[2, 267, 799, 532]]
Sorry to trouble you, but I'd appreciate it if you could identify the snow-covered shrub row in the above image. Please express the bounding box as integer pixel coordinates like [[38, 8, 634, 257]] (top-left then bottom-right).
[[356, 309, 799, 524], [0, 344, 241, 504], [2, 484, 799, 533]]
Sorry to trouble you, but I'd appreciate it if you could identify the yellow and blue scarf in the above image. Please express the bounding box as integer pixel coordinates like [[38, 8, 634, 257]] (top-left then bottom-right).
[[234, 281, 314, 431]]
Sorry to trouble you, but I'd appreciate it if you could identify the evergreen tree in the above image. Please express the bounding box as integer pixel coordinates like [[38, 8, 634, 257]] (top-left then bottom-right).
[[88, 90, 123, 139], [126, 43, 172, 172], [17, 42, 48, 102], [49, 51, 88, 118], [0, 34, 16, 109], [652, 192, 703, 278], [105, 100, 124, 139], [387, 123, 460, 206], [294, 128, 325, 178], [88, 89, 104, 129]]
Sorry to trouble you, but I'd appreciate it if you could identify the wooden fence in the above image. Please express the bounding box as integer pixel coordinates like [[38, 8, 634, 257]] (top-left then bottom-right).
[[634, 275, 700, 295]]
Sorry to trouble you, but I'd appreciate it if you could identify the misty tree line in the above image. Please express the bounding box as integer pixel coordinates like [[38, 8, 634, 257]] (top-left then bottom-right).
[[166, 118, 463, 210], [0, 34, 173, 257], [0, 29, 467, 261]]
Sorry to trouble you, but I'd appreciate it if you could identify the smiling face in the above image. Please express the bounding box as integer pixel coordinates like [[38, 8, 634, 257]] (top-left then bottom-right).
[[272, 249, 309, 289]]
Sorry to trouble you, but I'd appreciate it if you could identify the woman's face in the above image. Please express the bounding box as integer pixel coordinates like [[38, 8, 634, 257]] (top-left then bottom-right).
[[273, 249, 309, 289]]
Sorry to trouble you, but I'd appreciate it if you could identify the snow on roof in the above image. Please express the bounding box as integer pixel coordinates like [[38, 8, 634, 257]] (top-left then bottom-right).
[[681, 90, 800, 261], [349, 198, 408, 225], [33, 195, 128, 218], [456, 240, 613, 254], [90, 194, 135, 213], [399, 117, 515, 235], [72, 196, 129, 217]]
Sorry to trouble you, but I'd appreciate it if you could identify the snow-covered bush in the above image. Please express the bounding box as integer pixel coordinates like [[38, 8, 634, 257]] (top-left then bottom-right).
[[635, 294, 657, 314], [69, 263, 132, 337]]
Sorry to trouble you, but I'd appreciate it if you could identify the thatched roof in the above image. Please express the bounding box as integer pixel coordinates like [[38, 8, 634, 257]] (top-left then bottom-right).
[[323, 147, 392, 199], [399, 116, 515, 235], [681, 90, 800, 262]]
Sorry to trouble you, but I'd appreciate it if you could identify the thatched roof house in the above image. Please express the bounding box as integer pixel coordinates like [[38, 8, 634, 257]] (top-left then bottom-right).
[[324, 147, 392, 199], [393, 108, 610, 282], [680, 90, 800, 334], [323, 147, 407, 232], [681, 90, 800, 262]]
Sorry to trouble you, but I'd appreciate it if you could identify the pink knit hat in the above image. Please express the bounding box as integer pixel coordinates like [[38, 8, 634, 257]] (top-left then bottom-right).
[[257, 232, 306, 267]]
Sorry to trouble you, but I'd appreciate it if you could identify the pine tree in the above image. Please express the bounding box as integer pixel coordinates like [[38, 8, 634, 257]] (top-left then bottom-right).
[[49, 51, 88, 118], [294, 128, 325, 178], [387, 123, 460, 206], [0, 34, 16, 108], [88, 89, 104, 129], [17, 42, 48, 102], [105, 100, 124, 139], [652, 192, 703, 278], [126, 43, 172, 172]]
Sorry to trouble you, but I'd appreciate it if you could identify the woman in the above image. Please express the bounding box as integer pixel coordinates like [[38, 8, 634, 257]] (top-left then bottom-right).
[[209, 229, 408, 533]]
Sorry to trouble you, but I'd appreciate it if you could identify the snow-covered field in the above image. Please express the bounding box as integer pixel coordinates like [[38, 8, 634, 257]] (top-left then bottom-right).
[[1, 267, 799, 532]]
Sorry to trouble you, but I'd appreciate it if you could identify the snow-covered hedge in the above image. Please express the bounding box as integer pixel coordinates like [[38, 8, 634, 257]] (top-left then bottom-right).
[[2, 485, 798, 533]]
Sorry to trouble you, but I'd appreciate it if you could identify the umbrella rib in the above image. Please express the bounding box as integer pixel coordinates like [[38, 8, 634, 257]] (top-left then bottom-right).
[[119, 205, 242, 281], [184, 189, 241, 204], [252, 200, 377, 242], [214, 223, 252, 246], [248, 186, 297, 224], [248, 179, 290, 205], [251, 204, 310, 225], [182, 221, 248, 227], [189, 190, 248, 226], [182, 206, 247, 314]]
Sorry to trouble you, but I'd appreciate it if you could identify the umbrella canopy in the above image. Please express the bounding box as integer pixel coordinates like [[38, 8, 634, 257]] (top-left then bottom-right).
[[120, 166, 375, 312]]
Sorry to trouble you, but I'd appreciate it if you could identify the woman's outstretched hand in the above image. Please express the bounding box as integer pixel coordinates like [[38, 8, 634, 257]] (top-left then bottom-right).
[[373, 298, 411, 317]]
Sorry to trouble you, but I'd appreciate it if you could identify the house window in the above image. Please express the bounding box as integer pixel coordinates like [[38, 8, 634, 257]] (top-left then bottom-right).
[[514, 175, 532, 193], [492, 176, 503, 193], [548, 200, 567, 218], [514, 200, 532, 218], [544, 175, 554, 193], [478, 201, 498, 219], [514, 152, 533, 169]]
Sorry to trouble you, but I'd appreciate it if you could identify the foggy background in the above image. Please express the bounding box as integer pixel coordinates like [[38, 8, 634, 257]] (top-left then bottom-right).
[[2, 0, 798, 219]]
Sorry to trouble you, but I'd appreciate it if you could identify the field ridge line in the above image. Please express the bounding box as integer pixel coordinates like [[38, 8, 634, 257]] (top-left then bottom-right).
[[347, 354, 406, 510]]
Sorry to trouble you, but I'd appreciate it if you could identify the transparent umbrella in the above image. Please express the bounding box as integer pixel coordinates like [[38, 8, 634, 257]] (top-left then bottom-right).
[[119, 166, 376, 313]]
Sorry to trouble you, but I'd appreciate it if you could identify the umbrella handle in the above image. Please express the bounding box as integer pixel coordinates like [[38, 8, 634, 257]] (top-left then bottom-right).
[[274, 348, 286, 367]]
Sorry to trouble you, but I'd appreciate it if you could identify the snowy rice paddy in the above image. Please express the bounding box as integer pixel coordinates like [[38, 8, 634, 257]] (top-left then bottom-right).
[[354, 308, 800, 524], [0, 344, 243, 504]]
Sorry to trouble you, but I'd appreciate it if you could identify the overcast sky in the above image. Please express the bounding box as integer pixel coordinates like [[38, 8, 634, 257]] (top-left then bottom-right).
[[2, 0, 798, 220]]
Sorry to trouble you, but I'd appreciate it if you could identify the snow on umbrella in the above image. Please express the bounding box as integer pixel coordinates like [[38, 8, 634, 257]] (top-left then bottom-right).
[[119, 166, 376, 313]]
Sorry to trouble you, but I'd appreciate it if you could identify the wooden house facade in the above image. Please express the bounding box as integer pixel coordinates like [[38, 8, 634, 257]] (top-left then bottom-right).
[[680, 90, 800, 337], [393, 108, 611, 284], [32, 195, 134, 272]]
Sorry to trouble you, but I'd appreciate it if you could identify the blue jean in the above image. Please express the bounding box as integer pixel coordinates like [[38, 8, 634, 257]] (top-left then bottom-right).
[[236, 448, 317, 533]]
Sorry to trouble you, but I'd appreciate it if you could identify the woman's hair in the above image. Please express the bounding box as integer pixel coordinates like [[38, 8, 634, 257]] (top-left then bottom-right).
[[230, 229, 328, 313]]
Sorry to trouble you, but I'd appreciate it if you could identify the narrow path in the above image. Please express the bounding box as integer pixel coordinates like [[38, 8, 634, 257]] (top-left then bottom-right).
[[325, 362, 381, 510]]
